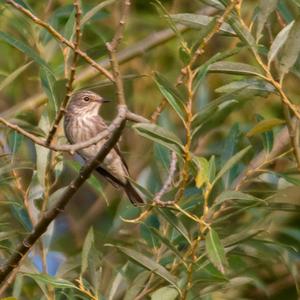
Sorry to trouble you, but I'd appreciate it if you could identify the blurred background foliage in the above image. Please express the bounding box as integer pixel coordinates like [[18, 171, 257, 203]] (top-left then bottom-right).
[[0, 0, 299, 299]]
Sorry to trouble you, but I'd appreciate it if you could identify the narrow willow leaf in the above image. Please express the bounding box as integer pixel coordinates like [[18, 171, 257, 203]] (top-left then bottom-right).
[[0, 32, 54, 75], [255, 114, 274, 152], [156, 208, 192, 245], [208, 155, 216, 183], [279, 18, 300, 79], [220, 124, 240, 189], [213, 146, 251, 186], [108, 245, 179, 289], [151, 286, 178, 300], [205, 228, 228, 274], [81, 227, 94, 275], [228, 16, 257, 54], [246, 118, 285, 137], [149, 227, 187, 264], [133, 123, 184, 155], [212, 191, 266, 207], [23, 273, 76, 289], [171, 14, 235, 35], [268, 21, 294, 65], [216, 79, 275, 94], [256, 0, 279, 41], [154, 73, 186, 123], [108, 264, 127, 300], [195, 157, 209, 188], [40, 67, 57, 123], [208, 61, 262, 77], [124, 272, 150, 300], [82, 0, 117, 25], [0, 61, 32, 92]]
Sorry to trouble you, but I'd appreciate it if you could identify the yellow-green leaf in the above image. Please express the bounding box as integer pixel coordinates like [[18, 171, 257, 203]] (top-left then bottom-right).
[[247, 118, 285, 137], [195, 157, 209, 188]]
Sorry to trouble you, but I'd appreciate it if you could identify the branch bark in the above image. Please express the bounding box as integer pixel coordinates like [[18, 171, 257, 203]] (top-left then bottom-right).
[[0, 106, 127, 287]]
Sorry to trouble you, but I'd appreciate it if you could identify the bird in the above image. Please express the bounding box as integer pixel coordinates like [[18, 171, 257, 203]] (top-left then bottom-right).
[[64, 90, 144, 206]]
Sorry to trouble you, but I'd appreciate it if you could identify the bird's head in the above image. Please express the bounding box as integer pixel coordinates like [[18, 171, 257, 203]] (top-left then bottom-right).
[[66, 90, 110, 116]]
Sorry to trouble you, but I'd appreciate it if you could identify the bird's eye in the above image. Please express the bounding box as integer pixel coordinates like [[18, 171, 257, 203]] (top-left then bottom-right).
[[83, 96, 90, 102]]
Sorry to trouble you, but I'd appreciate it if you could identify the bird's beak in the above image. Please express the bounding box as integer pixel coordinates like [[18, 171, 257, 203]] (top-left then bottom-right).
[[94, 97, 111, 104]]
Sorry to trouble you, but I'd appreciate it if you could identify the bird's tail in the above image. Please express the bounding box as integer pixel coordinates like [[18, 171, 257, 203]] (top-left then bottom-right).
[[124, 181, 145, 206]]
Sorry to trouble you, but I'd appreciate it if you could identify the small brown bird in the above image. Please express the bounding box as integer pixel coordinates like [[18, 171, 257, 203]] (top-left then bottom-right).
[[64, 90, 144, 206]]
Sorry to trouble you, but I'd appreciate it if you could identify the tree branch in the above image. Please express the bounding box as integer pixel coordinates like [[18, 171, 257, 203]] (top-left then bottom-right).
[[0, 105, 127, 286], [45, 0, 82, 146], [106, 0, 131, 105], [5, 0, 114, 82]]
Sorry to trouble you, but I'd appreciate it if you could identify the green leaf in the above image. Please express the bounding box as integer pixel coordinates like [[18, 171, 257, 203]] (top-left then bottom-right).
[[149, 227, 187, 265], [82, 0, 117, 25], [81, 227, 94, 275], [154, 73, 186, 123], [256, 0, 279, 41], [213, 146, 251, 186], [156, 208, 192, 245], [246, 118, 285, 137], [195, 157, 209, 188], [108, 245, 179, 289], [108, 264, 127, 300], [216, 79, 275, 94], [23, 273, 77, 289], [228, 16, 258, 55], [0, 61, 32, 92], [208, 61, 262, 77], [124, 271, 150, 300], [279, 17, 300, 79], [171, 14, 235, 35], [0, 31, 54, 75], [133, 123, 184, 155], [205, 228, 228, 274], [212, 191, 266, 207], [151, 286, 178, 300], [268, 21, 294, 65], [40, 68, 57, 123]]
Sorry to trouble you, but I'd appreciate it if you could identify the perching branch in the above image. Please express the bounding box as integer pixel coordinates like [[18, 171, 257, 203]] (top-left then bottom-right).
[[5, 0, 114, 82], [0, 105, 128, 285], [45, 0, 82, 146], [0, 111, 146, 153]]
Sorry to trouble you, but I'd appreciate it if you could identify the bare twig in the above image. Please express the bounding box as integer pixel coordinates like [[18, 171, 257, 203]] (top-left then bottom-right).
[[106, 0, 131, 105], [45, 0, 82, 146], [0, 7, 217, 119], [5, 0, 114, 82], [0, 106, 127, 287], [0, 111, 146, 153], [154, 151, 177, 205]]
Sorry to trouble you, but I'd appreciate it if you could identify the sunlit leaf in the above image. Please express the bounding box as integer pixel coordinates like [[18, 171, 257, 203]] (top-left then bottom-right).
[[205, 228, 228, 274], [247, 118, 285, 137]]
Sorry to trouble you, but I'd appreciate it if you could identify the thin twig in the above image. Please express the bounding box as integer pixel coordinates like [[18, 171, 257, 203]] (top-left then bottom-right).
[[45, 0, 82, 146], [5, 0, 114, 82], [0, 7, 217, 119], [106, 0, 131, 105], [0, 111, 145, 153], [0, 106, 128, 287], [154, 151, 177, 205]]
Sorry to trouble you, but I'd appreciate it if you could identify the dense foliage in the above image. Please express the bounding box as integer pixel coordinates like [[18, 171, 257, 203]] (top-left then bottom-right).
[[0, 0, 299, 299]]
